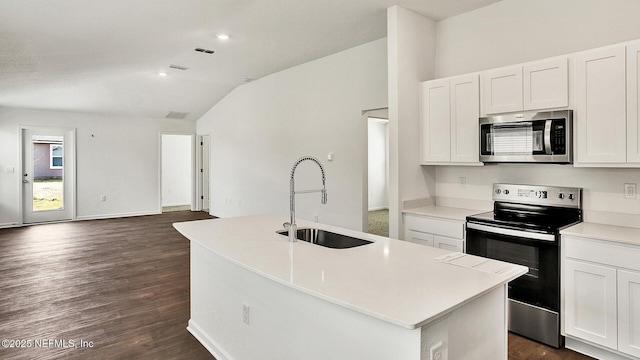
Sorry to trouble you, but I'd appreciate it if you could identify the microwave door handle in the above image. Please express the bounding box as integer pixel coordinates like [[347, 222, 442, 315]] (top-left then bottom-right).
[[544, 120, 552, 155]]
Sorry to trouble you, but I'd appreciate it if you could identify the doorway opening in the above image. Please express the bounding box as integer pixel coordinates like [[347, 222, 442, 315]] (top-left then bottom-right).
[[364, 109, 389, 237], [21, 126, 75, 224], [161, 134, 194, 213]]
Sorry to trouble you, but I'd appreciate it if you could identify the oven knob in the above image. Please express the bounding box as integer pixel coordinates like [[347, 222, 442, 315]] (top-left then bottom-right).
[[504, 190, 510, 195], [558, 193, 565, 199], [495, 189, 502, 194], [568, 193, 575, 200]]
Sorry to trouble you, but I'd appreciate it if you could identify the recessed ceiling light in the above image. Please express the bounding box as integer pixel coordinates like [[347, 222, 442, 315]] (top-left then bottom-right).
[[216, 34, 230, 40], [158, 72, 168, 77]]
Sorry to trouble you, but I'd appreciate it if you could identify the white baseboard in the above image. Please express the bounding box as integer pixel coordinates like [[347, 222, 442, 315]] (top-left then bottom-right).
[[187, 319, 234, 360], [75, 210, 160, 221], [565, 337, 635, 360], [0, 222, 21, 229]]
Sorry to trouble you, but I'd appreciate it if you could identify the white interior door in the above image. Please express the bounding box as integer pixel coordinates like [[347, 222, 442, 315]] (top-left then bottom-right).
[[22, 127, 74, 224]]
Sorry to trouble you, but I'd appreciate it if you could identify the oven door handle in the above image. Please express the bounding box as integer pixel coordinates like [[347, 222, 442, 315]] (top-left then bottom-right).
[[466, 222, 556, 242]]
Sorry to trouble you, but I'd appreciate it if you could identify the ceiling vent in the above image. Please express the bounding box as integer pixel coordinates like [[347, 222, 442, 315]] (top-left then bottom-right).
[[195, 48, 215, 54], [169, 64, 189, 71], [165, 111, 189, 120]]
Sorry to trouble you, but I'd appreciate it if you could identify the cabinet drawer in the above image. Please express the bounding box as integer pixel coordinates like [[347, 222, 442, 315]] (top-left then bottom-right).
[[405, 229, 434, 247], [404, 214, 464, 239], [563, 236, 640, 271], [434, 235, 464, 252]]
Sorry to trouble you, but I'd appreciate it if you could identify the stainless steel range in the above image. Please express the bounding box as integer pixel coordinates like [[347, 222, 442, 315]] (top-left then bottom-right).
[[465, 184, 582, 348]]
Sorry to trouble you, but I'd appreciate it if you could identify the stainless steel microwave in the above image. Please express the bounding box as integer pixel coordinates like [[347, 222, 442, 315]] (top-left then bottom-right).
[[480, 110, 573, 164]]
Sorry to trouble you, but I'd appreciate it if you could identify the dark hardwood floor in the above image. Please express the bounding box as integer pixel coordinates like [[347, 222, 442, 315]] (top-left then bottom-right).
[[0, 212, 595, 359], [0, 211, 215, 360]]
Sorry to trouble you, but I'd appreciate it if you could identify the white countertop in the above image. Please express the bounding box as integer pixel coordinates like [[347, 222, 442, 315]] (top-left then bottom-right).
[[402, 205, 484, 221], [561, 222, 640, 246], [174, 215, 526, 330]]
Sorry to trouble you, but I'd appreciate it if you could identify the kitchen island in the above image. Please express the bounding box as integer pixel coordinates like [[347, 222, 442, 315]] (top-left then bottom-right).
[[173, 215, 527, 360]]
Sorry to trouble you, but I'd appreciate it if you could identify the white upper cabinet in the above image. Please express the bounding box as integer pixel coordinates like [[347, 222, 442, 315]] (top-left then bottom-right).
[[574, 45, 627, 164], [420, 78, 451, 163], [420, 73, 480, 165], [482, 65, 523, 114], [482, 57, 569, 115], [523, 57, 569, 110], [450, 74, 480, 163], [627, 42, 640, 164]]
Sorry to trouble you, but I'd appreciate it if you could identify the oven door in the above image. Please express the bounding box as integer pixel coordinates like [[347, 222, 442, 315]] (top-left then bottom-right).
[[465, 223, 559, 312]]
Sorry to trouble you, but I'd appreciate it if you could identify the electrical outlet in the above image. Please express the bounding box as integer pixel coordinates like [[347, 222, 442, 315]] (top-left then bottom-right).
[[314, 215, 319, 222], [430, 341, 446, 360], [242, 304, 250, 325], [625, 183, 637, 199], [458, 177, 467, 189]]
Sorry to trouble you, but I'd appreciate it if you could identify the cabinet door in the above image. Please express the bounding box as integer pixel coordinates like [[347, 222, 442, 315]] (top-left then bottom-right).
[[450, 74, 480, 163], [564, 259, 618, 349], [405, 229, 434, 247], [575, 46, 627, 164], [628, 42, 640, 164], [482, 65, 523, 114], [618, 270, 640, 357], [421, 79, 451, 163], [433, 235, 464, 252], [523, 57, 569, 110]]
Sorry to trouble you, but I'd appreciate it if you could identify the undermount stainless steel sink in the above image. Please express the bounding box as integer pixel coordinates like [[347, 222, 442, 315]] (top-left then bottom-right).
[[276, 228, 373, 249]]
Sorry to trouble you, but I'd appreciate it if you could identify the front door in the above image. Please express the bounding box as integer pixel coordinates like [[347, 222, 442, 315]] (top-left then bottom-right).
[[22, 127, 74, 224]]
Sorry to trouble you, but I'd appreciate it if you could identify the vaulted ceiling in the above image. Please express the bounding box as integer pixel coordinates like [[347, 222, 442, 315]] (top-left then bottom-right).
[[0, 0, 500, 121]]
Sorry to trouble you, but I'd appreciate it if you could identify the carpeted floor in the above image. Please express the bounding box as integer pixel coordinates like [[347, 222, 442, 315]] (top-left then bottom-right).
[[368, 209, 389, 237]]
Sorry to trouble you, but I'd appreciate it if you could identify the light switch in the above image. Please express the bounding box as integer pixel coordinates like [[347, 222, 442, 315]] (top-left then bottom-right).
[[327, 153, 334, 161], [5, 166, 15, 173]]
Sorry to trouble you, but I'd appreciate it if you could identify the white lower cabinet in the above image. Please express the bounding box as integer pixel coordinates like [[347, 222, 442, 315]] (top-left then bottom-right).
[[563, 235, 640, 359], [564, 259, 618, 349], [403, 214, 465, 252], [618, 270, 640, 357]]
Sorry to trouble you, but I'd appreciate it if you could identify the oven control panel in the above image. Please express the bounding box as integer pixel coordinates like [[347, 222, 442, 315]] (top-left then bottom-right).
[[493, 183, 581, 208]]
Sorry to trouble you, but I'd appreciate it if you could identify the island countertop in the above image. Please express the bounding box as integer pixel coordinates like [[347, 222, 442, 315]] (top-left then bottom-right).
[[173, 214, 526, 330]]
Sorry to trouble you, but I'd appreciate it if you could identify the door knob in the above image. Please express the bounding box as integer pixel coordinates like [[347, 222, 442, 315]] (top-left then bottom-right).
[[23, 179, 29, 183]]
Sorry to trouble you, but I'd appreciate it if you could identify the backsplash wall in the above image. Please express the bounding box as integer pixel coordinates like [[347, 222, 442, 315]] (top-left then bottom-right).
[[436, 165, 640, 228]]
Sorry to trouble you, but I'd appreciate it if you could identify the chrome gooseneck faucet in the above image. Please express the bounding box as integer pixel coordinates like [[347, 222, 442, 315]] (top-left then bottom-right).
[[284, 156, 327, 242]]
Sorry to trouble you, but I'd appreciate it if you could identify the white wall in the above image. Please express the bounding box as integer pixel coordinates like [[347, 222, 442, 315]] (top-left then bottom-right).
[[196, 39, 387, 231], [368, 118, 388, 210], [0, 106, 195, 226], [161, 134, 193, 207], [387, 6, 437, 238], [436, 0, 640, 78], [433, 0, 640, 227]]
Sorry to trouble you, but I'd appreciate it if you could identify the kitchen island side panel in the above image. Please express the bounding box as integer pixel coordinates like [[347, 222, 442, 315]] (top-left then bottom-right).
[[189, 241, 422, 360], [189, 241, 508, 360]]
